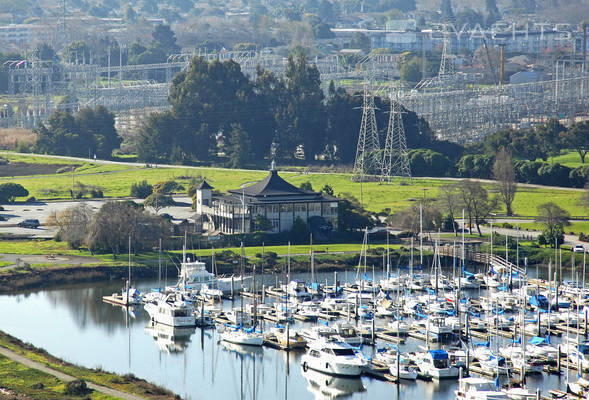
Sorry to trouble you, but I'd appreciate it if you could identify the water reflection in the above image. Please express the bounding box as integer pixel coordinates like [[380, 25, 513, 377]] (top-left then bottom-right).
[[302, 368, 365, 399], [145, 322, 195, 353]]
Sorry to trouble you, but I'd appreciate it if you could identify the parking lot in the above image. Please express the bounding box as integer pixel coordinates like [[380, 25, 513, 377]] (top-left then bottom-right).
[[0, 197, 195, 239]]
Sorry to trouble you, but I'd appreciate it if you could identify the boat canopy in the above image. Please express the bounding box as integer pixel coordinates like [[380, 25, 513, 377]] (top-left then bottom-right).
[[428, 350, 448, 360]]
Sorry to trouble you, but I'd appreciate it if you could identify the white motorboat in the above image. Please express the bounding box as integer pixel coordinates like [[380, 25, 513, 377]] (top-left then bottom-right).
[[559, 341, 589, 371], [300, 325, 337, 343], [455, 377, 508, 400], [144, 294, 196, 327], [333, 323, 363, 347], [219, 325, 264, 346], [415, 350, 459, 379], [269, 325, 306, 349], [387, 319, 409, 335], [373, 349, 418, 380], [502, 387, 538, 400], [525, 336, 558, 361], [567, 377, 589, 398], [301, 339, 367, 376]]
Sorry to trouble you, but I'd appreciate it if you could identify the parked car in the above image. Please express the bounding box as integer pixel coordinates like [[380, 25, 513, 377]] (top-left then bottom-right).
[[17, 219, 40, 228], [574, 245, 586, 253]]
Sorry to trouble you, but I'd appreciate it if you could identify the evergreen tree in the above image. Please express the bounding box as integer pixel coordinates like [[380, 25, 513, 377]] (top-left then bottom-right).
[[227, 123, 252, 168], [440, 0, 455, 22]]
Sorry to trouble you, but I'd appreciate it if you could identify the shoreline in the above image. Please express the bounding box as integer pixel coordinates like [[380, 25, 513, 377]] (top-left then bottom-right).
[[0, 330, 178, 400]]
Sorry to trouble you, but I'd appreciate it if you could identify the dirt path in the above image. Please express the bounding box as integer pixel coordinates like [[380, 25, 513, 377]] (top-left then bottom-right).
[[0, 346, 146, 400]]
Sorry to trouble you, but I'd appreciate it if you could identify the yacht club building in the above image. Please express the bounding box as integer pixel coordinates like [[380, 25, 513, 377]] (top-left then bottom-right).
[[195, 163, 338, 234]]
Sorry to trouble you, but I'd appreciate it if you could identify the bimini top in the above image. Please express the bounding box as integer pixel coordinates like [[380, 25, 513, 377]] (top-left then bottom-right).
[[428, 350, 449, 360]]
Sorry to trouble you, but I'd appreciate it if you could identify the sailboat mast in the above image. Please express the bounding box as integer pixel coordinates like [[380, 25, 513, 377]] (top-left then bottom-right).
[[419, 203, 423, 266], [310, 233, 314, 283]]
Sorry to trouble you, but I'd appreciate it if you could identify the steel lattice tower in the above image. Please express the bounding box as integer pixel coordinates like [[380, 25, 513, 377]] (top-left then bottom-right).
[[438, 33, 455, 77], [381, 96, 411, 182], [353, 85, 381, 181]]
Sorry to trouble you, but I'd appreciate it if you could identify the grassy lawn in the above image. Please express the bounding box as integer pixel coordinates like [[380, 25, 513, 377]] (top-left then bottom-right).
[[0, 355, 117, 400], [0, 153, 585, 217], [543, 150, 587, 168], [174, 243, 405, 258], [517, 220, 589, 235], [0, 331, 176, 399]]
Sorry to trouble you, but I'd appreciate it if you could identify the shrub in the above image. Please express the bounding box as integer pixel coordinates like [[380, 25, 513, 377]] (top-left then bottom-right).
[[56, 166, 71, 174], [0, 157, 8, 165], [153, 180, 184, 194], [90, 189, 103, 198], [64, 380, 89, 396], [25, 196, 36, 203], [130, 180, 153, 199]]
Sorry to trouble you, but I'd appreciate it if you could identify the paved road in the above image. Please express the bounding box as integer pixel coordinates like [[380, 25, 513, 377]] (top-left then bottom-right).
[[0, 346, 145, 400]]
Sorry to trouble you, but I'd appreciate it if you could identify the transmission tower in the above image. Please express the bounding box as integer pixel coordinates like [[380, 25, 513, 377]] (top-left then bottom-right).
[[438, 32, 455, 77], [353, 83, 381, 181], [381, 95, 411, 182], [56, 0, 68, 50]]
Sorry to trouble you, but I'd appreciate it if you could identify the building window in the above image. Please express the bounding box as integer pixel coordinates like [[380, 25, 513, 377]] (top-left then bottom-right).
[[268, 204, 279, 213], [308, 203, 320, 212], [280, 203, 292, 212], [294, 203, 307, 212], [271, 219, 279, 230]]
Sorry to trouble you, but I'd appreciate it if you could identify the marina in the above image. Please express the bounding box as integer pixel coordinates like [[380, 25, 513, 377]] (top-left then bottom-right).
[[1, 254, 589, 400]]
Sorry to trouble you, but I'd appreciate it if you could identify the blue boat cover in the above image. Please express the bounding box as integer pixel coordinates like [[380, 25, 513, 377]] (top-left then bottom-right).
[[528, 336, 548, 345], [429, 350, 448, 360]]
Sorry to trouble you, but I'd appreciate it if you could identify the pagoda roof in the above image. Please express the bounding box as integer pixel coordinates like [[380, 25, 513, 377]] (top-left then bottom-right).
[[228, 170, 307, 197], [195, 180, 213, 190]]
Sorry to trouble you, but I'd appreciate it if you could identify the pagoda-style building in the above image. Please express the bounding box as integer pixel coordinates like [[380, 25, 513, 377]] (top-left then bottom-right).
[[195, 162, 338, 234]]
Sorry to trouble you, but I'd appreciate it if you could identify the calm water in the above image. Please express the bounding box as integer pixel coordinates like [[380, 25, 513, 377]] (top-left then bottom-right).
[[0, 270, 578, 400]]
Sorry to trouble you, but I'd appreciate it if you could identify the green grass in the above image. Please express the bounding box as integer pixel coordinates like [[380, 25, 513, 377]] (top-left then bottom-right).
[[0, 153, 585, 217], [543, 150, 587, 168], [0, 355, 117, 399], [0, 331, 176, 399], [174, 243, 404, 258], [517, 220, 589, 235], [508, 186, 587, 217]]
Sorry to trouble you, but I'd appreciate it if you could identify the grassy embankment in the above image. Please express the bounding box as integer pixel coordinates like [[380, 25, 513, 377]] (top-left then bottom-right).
[[0, 331, 176, 400], [0, 152, 586, 217]]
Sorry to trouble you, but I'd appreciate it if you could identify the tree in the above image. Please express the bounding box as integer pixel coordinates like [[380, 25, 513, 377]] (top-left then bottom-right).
[[390, 201, 442, 233], [86, 201, 170, 257], [48, 204, 93, 248], [34, 43, 57, 61], [493, 147, 517, 216], [321, 184, 334, 196], [65, 41, 91, 64], [561, 122, 589, 163], [227, 123, 252, 168], [457, 180, 497, 236], [400, 56, 424, 83], [299, 181, 313, 191], [252, 215, 273, 232], [130, 180, 153, 199], [535, 202, 570, 247], [152, 180, 183, 194], [123, 4, 137, 22], [437, 183, 461, 235], [441, 0, 455, 22], [349, 32, 370, 53], [152, 24, 181, 55], [338, 194, 373, 231], [75, 106, 121, 158], [0, 183, 28, 203], [143, 192, 175, 213], [535, 118, 566, 160], [281, 53, 326, 161]]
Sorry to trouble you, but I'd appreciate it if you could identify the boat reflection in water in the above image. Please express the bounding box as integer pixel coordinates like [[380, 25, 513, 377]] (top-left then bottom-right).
[[220, 340, 264, 358], [144, 322, 195, 353], [302, 368, 366, 399]]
